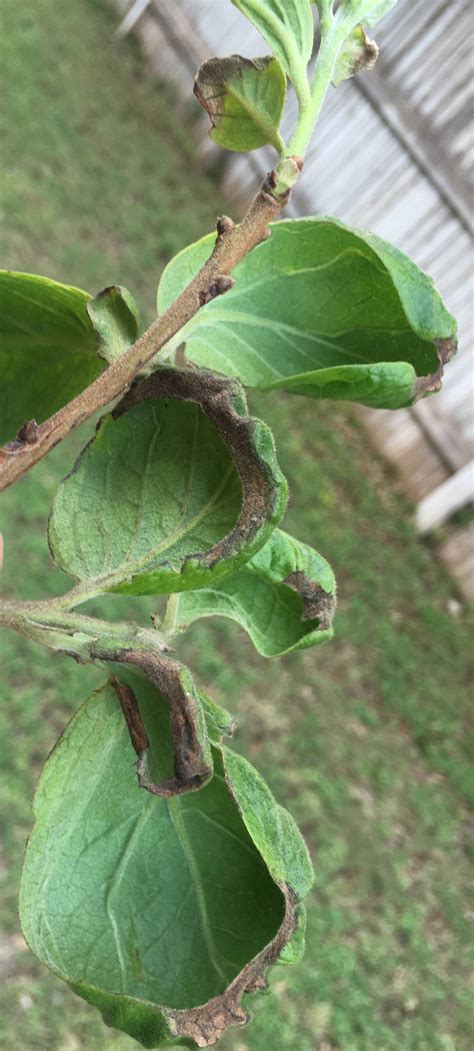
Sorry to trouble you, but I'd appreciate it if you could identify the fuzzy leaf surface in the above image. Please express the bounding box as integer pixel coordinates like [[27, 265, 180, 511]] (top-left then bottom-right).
[[174, 528, 336, 657], [49, 368, 287, 595], [231, 0, 314, 85], [0, 271, 104, 444], [20, 674, 313, 1047], [353, 0, 398, 28], [335, 0, 399, 29], [194, 55, 286, 153], [87, 285, 140, 364], [158, 218, 457, 410]]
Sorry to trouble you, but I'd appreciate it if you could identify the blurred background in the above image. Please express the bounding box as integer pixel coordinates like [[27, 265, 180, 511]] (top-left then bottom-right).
[[0, 1, 473, 1049]]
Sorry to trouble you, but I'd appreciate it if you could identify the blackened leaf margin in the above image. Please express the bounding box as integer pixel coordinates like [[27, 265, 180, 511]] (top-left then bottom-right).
[[173, 527, 336, 657], [48, 367, 288, 596], [20, 677, 314, 1048]]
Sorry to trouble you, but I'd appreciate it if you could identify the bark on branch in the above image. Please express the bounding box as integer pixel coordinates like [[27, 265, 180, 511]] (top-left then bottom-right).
[[0, 171, 293, 492]]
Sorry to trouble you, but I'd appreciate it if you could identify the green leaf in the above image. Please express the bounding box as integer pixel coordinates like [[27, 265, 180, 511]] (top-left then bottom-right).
[[194, 55, 286, 153], [87, 285, 140, 364], [337, 0, 399, 29], [362, 0, 399, 29], [231, 0, 314, 90], [0, 270, 104, 444], [157, 218, 457, 410], [314, 1, 331, 17], [49, 367, 287, 596], [278, 904, 307, 965], [174, 528, 336, 657], [20, 673, 313, 1047], [332, 25, 378, 86], [222, 747, 313, 899]]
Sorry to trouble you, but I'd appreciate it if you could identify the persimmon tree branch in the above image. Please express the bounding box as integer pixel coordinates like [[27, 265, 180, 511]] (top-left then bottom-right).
[[4, 3, 460, 1046], [0, 168, 299, 493]]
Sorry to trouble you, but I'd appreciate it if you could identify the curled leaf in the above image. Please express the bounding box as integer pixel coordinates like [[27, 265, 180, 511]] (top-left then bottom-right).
[[49, 367, 287, 595], [20, 676, 313, 1047], [109, 654, 219, 797], [174, 527, 336, 657], [332, 25, 378, 86], [157, 218, 457, 411], [87, 285, 140, 364], [194, 55, 286, 153]]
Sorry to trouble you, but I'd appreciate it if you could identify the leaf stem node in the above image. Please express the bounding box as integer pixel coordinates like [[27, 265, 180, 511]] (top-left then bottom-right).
[[199, 275, 235, 306]]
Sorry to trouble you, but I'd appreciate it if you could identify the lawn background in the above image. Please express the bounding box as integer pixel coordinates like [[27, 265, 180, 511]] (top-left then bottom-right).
[[0, 2, 472, 1049]]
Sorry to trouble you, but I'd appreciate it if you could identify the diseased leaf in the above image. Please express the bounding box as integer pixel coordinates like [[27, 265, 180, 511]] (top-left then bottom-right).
[[109, 651, 219, 797], [278, 904, 307, 965], [157, 218, 457, 410], [194, 55, 286, 153], [87, 285, 140, 364], [0, 270, 104, 444], [173, 528, 336, 657], [332, 25, 378, 86], [20, 674, 313, 1048], [49, 367, 287, 595], [231, 0, 314, 86]]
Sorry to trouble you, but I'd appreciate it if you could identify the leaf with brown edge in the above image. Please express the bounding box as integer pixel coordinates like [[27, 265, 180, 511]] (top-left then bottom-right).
[[108, 652, 221, 798], [157, 218, 458, 411], [332, 25, 379, 86], [48, 367, 288, 597], [172, 527, 336, 657], [413, 337, 458, 401], [20, 674, 313, 1048], [194, 54, 286, 153]]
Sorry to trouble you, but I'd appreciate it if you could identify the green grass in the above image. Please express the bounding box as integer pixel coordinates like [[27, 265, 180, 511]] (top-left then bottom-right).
[[1, 1, 473, 1050]]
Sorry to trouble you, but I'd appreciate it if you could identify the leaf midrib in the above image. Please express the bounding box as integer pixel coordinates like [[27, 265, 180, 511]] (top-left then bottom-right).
[[106, 798, 156, 992], [224, 69, 281, 146], [167, 797, 230, 984], [90, 457, 237, 588]]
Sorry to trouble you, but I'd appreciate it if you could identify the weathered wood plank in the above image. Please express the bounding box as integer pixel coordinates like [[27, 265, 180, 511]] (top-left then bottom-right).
[[440, 524, 474, 602], [417, 462, 474, 534]]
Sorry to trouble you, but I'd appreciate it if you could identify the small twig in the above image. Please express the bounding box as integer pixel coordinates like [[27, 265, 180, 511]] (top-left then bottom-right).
[[0, 598, 169, 655], [0, 171, 297, 493]]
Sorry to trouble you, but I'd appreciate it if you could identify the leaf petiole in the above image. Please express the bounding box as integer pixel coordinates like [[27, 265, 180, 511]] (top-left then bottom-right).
[[162, 592, 181, 637], [0, 598, 169, 662], [287, 21, 346, 159]]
